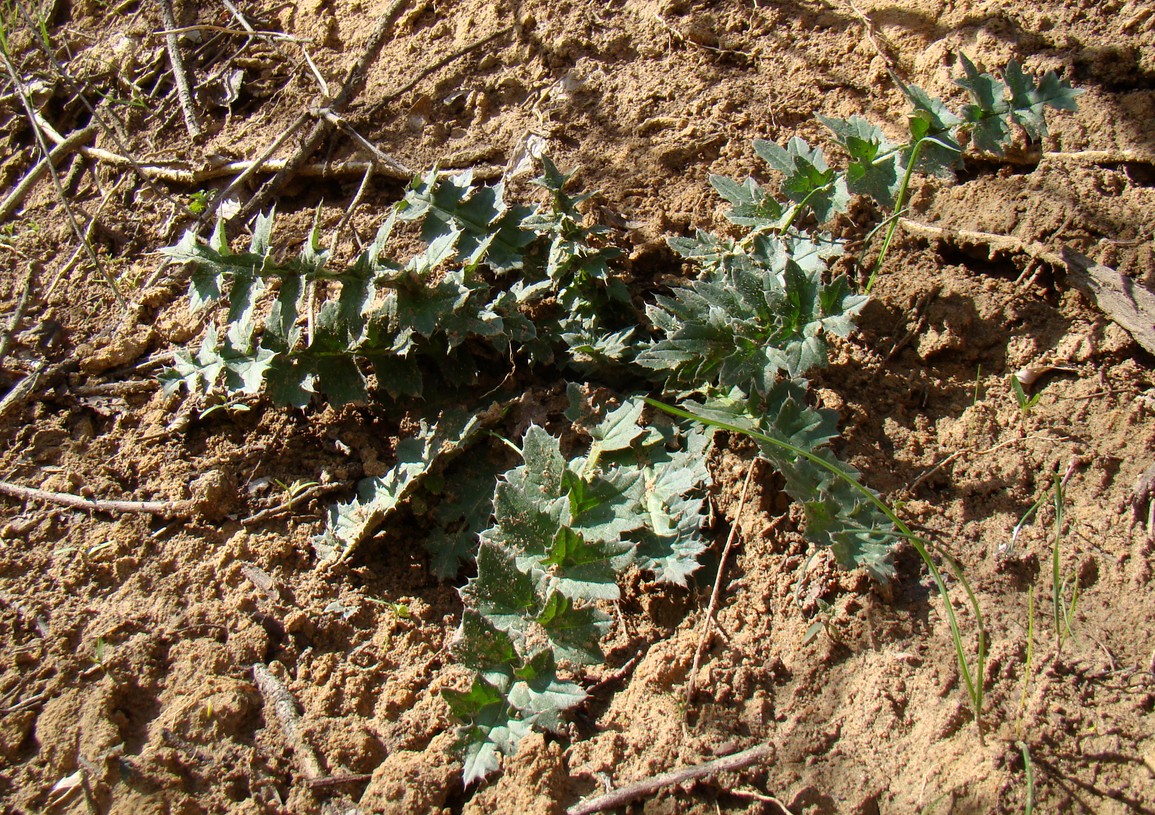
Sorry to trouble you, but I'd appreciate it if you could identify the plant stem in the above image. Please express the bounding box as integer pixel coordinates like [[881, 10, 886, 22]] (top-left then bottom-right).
[[867, 138, 924, 292]]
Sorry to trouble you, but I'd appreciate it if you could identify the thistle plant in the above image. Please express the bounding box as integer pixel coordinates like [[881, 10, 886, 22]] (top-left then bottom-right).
[[157, 53, 1080, 781]]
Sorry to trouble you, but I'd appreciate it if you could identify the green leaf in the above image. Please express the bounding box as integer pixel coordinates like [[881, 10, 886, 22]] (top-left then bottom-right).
[[462, 543, 538, 634], [753, 137, 850, 222], [709, 174, 784, 228], [637, 239, 867, 395], [519, 425, 567, 499], [903, 84, 963, 176], [534, 591, 610, 665], [533, 527, 622, 602], [316, 409, 489, 562], [955, 54, 1011, 154], [507, 649, 586, 723], [424, 453, 501, 579], [1004, 59, 1083, 141], [452, 609, 520, 670], [818, 115, 903, 206], [587, 397, 647, 455]]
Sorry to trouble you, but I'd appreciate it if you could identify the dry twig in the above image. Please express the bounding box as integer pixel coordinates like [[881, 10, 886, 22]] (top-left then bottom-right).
[[0, 126, 96, 223], [898, 218, 1065, 268], [0, 479, 194, 518], [567, 743, 775, 815], [252, 663, 325, 782], [0, 53, 126, 306], [686, 460, 757, 704], [237, 0, 411, 222], [158, 0, 203, 139], [242, 482, 350, 527], [1062, 247, 1155, 356], [369, 25, 513, 109], [0, 262, 37, 371]]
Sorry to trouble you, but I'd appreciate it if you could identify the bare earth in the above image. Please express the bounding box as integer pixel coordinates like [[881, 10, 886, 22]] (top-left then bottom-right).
[[1, 0, 1154, 812]]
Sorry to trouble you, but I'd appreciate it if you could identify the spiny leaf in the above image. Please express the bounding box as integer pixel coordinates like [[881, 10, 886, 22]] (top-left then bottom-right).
[[904, 84, 963, 176], [709, 174, 784, 228], [533, 591, 610, 665], [462, 543, 538, 634], [637, 240, 867, 394], [316, 409, 489, 562]]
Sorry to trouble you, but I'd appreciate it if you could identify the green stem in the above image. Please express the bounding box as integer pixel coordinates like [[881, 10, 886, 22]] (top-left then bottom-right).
[[647, 396, 986, 735], [866, 138, 924, 293]]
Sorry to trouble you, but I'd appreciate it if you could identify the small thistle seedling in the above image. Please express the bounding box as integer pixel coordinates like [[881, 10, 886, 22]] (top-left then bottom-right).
[[273, 478, 320, 500], [802, 597, 839, 646], [1050, 461, 1080, 650]]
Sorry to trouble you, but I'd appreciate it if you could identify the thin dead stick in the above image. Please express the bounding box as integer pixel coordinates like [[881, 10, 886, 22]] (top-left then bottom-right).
[[62, 146, 499, 185], [0, 262, 37, 370], [996, 148, 1155, 167], [0, 479, 194, 518], [331, 163, 375, 251], [9, 0, 183, 212], [252, 663, 325, 782], [238, 0, 411, 222], [686, 460, 757, 704], [0, 126, 96, 223], [1063, 247, 1155, 356], [371, 26, 513, 109], [152, 24, 310, 42], [316, 108, 413, 175], [197, 111, 310, 224], [219, 0, 329, 96], [306, 773, 373, 789], [0, 54, 126, 306], [567, 743, 775, 815], [898, 218, 1066, 269], [242, 482, 350, 527], [158, 0, 203, 140]]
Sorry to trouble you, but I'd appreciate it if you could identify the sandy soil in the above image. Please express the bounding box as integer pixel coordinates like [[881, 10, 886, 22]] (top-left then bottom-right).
[[1, 0, 1154, 812]]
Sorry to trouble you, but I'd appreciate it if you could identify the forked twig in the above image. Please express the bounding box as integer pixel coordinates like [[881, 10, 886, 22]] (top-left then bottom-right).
[[238, 0, 411, 222], [252, 663, 325, 782], [158, 0, 203, 139], [686, 459, 757, 704], [567, 743, 775, 815], [242, 482, 350, 527], [0, 479, 194, 518]]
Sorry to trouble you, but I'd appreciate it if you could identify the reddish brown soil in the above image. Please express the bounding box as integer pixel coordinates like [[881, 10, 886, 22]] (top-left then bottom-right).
[[1, 1, 1154, 813]]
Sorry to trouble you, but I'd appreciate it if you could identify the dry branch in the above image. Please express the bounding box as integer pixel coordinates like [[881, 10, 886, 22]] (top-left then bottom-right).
[[567, 743, 775, 815], [73, 147, 498, 185], [242, 483, 350, 527], [0, 126, 96, 223], [369, 25, 513, 110], [1062, 248, 1155, 356], [0, 479, 194, 518], [0, 263, 36, 371], [898, 218, 1065, 268], [237, 0, 411, 222], [158, 0, 203, 140], [252, 663, 325, 782], [0, 53, 126, 306]]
